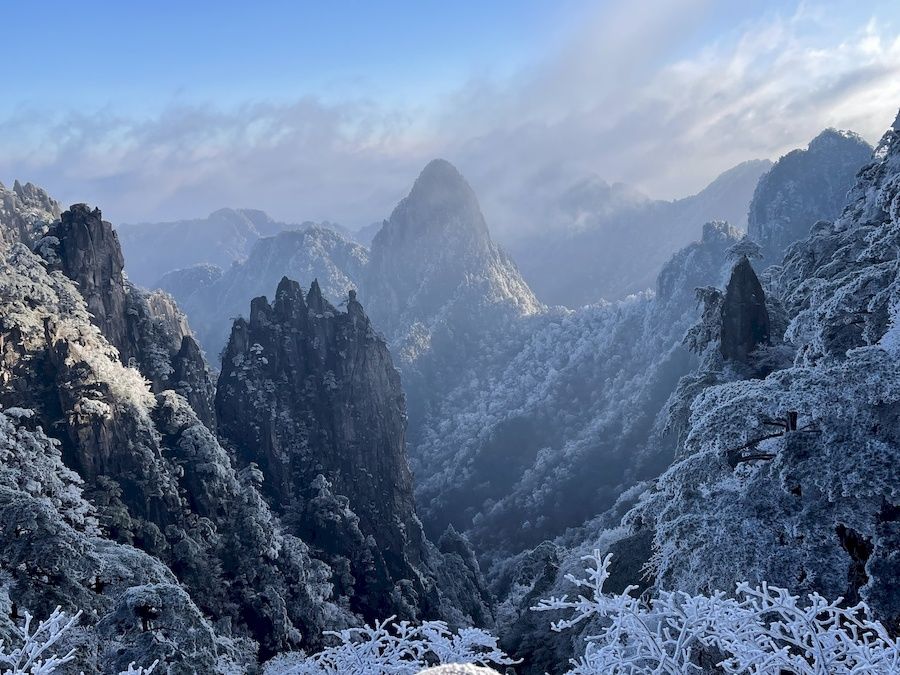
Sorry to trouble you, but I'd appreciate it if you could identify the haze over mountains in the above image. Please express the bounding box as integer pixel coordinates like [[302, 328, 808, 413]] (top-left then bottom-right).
[[502, 158, 773, 306], [118, 208, 368, 288]]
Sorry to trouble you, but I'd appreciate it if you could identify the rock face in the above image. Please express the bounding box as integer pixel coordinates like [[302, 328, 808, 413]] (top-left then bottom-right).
[[719, 256, 770, 363], [42, 205, 130, 354], [0, 179, 60, 249], [38, 205, 217, 426], [216, 277, 493, 625], [218, 279, 415, 551], [162, 226, 368, 366], [364, 159, 539, 340], [0, 241, 339, 666], [748, 129, 872, 262]]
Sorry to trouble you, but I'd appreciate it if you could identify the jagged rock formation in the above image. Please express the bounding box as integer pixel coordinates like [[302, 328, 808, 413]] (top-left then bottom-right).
[[719, 256, 770, 363], [505, 159, 772, 306], [0, 240, 344, 668], [41, 205, 130, 354], [216, 278, 493, 627], [38, 205, 217, 426], [0, 179, 60, 249], [161, 226, 368, 366], [748, 129, 872, 261]]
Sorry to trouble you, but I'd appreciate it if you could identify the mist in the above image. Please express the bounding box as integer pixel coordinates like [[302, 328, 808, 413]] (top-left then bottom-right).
[[2, 2, 899, 236]]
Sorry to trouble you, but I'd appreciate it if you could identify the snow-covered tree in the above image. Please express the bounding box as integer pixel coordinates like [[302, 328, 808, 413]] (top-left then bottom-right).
[[262, 618, 515, 675], [0, 605, 158, 675], [534, 551, 900, 674]]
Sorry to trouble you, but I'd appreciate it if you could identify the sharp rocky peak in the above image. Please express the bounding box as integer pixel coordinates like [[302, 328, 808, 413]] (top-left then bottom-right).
[[216, 276, 492, 625], [374, 158, 490, 248], [364, 159, 539, 340], [38, 203, 217, 427]]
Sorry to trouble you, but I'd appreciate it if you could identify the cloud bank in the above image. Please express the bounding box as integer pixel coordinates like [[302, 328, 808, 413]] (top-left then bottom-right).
[[2, 2, 899, 236]]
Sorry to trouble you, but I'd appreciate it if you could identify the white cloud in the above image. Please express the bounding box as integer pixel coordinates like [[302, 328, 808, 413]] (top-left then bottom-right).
[[1, 2, 899, 236]]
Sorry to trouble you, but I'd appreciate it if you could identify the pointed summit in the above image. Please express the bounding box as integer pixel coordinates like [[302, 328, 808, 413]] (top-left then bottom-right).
[[365, 160, 538, 339], [374, 158, 489, 248], [306, 278, 327, 313], [720, 256, 770, 364], [407, 158, 479, 212]]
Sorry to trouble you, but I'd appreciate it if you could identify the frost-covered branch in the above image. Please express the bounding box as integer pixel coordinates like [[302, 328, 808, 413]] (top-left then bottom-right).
[[0, 607, 79, 675], [0, 606, 156, 675], [533, 550, 900, 674], [263, 617, 516, 675]]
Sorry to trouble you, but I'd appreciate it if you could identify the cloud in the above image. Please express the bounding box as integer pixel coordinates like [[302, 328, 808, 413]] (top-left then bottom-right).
[[1, 2, 899, 236]]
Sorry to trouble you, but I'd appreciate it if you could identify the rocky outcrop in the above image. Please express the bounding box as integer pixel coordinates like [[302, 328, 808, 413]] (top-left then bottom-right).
[[719, 256, 770, 364], [0, 243, 342, 662], [216, 277, 493, 626], [218, 279, 415, 553], [0, 179, 60, 249], [748, 129, 871, 262], [42, 205, 130, 354], [38, 205, 217, 426]]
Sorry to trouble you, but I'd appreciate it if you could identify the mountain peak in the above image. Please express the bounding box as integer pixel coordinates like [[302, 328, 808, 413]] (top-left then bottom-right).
[[397, 158, 484, 233], [748, 128, 872, 259], [416, 158, 465, 185], [808, 127, 869, 153], [365, 160, 538, 339]]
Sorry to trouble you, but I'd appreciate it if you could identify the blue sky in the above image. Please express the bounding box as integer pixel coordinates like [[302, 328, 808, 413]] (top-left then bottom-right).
[[4, 2, 583, 113], [3, 1, 900, 232]]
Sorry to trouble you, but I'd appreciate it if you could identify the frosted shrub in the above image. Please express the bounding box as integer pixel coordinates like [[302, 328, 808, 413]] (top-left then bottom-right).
[[0, 606, 156, 675], [534, 551, 900, 674], [264, 617, 516, 674], [0, 607, 79, 675]]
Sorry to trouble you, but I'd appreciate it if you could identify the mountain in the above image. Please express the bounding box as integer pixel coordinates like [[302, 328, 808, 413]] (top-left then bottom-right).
[[160, 226, 368, 365], [410, 221, 742, 560], [0, 201, 490, 671], [504, 159, 772, 306], [637, 120, 900, 622], [364, 159, 540, 340], [1, 208, 334, 668], [0, 179, 60, 248], [495, 112, 900, 673], [117, 208, 300, 286], [748, 128, 873, 261], [216, 278, 492, 627]]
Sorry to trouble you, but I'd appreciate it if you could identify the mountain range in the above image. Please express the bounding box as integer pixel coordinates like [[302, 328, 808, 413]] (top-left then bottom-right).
[[1, 109, 898, 673]]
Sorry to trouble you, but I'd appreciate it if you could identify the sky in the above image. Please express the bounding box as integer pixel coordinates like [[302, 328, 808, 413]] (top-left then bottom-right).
[[2, 0, 900, 235]]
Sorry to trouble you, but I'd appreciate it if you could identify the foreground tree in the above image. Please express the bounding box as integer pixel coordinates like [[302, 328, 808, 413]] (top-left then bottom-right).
[[534, 551, 900, 674]]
